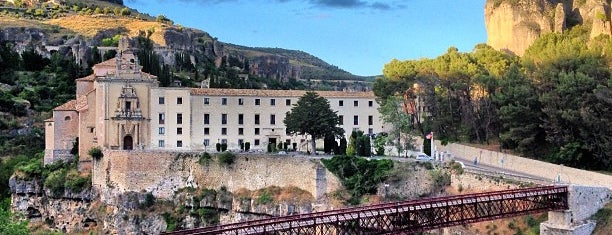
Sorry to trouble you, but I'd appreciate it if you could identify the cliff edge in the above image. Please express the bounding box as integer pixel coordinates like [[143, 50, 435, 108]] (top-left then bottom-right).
[[485, 0, 611, 56]]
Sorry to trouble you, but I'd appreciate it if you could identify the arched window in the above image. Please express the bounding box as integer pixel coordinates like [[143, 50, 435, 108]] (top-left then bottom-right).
[[65, 116, 71, 121]]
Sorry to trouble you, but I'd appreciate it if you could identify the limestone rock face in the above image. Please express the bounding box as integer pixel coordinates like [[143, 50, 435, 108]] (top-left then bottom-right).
[[485, 0, 612, 56]]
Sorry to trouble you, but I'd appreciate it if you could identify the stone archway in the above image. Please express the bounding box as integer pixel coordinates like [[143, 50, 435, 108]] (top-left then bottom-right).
[[123, 135, 133, 150]]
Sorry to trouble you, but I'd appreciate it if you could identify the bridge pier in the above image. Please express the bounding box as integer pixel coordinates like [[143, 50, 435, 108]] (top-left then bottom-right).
[[540, 185, 610, 235]]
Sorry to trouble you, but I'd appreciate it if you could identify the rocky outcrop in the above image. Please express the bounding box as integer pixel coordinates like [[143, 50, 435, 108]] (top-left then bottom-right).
[[485, 0, 612, 56]]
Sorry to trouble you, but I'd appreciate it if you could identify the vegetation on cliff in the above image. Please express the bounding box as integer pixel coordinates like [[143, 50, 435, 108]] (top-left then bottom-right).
[[375, 26, 611, 171]]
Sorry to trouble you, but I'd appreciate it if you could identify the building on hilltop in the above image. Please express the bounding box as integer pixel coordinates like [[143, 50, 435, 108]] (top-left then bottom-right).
[[44, 42, 384, 166]]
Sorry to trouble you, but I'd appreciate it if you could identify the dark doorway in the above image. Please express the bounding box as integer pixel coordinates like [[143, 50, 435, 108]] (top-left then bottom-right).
[[123, 135, 133, 150], [268, 138, 277, 146]]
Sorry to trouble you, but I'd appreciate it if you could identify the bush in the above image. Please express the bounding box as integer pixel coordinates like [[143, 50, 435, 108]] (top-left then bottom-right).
[[244, 142, 250, 152], [162, 212, 176, 232], [257, 190, 273, 204], [44, 169, 66, 196], [64, 169, 91, 192], [88, 147, 103, 160], [198, 152, 212, 166], [221, 143, 227, 152], [215, 143, 221, 152], [218, 152, 235, 166]]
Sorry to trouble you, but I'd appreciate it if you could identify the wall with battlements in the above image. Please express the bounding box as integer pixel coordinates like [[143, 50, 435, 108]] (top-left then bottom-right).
[[93, 150, 341, 200]]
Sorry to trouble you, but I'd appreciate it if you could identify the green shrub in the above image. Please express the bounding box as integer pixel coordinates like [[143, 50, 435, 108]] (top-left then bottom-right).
[[220, 143, 227, 152], [244, 142, 250, 152], [217, 152, 235, 166], [429, 169, 451, 188], [140, 192, 155, 209], [64, 169, 91, 192], [257, 190, 273, 204], [88, 147, 103, 160], [44, 169, 66, 196], [215, 143, 221, 152], [162, 212, 176, 232], [198, 152, 212, 166]]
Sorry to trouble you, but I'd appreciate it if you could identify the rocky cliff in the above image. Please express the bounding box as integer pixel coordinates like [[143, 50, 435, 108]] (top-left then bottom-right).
[[485, 0, 612, 56]]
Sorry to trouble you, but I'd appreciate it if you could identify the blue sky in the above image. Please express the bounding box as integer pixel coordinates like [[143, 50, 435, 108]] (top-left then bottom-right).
[[124, 0, 487, 76]]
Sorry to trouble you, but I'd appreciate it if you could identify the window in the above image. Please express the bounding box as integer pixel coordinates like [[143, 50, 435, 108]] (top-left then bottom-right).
[[158, 140, 165, 147], [204, 114, 210, 125], [255, 98, 261, 105], [238, 128, 244, 135], [368, 115, 373, 125], [204, 97, 210, 105], [368, 100, 373, 107], [177, 140, 183, 147], [177, 113, 183, 124], [65, 116, 71, 121], [177, 97, 183, 104], [238, 114, 244, 125], [159, 97, 165, 104], [204, 128, 210, 135], [254, 114, 260, 125], [286, 99, 291, 106], [354, 100, 359, 107], [354, 115, 359, 125], [177, 128, 183, 135], [159, 113, 165, 124], [89, 127, 95, 133], [125, 101, 132, 111], [339, 100, 344, 106], [203, 139, 210, 147], [254, 128, 260, 135], [221, 98, 227, 105], [238, 98, 244, 105], [270, 99, 276, 106], [159, 127, 165, 135], [221, 139, 227, 144], [238, 139, 244, 147], [339, 115, 344, 125], [221, 114, 227, 125], [270, 114, 276, 125], [254, 139, 260, 146], [221, 128, 227, 135]]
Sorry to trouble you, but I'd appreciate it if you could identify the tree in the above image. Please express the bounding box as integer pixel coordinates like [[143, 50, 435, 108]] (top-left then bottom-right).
[[284, 92, 344, 154], [378, 95, 415, 157]]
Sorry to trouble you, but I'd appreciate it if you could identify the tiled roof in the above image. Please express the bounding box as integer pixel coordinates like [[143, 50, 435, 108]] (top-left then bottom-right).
[[190, 88, 375, 98], [75, 74, 96, 81], [53, 100, 77, 111], [94, 58, 117, 68]]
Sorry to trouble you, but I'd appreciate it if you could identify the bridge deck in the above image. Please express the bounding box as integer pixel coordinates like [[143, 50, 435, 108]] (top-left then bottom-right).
[[165, 185, 568, 235]]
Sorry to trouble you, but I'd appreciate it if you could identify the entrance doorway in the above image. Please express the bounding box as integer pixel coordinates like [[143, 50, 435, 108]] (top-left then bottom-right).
[[268, 138, 277, 146], [123, 135, 133, 150]]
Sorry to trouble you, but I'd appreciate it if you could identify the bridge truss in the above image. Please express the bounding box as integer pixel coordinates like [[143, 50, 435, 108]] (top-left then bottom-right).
[[166, 185, 568, 235]]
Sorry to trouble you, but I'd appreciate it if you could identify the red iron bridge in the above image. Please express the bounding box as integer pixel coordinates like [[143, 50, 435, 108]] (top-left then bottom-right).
[[165, 185, 568, 235]]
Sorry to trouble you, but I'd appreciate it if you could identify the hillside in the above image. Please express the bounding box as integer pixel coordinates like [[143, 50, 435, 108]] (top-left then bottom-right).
[[0, 0, 372, 85]]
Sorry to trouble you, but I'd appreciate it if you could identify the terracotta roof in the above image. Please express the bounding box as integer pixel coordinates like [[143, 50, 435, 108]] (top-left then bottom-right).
[[53, 100, 77, 111], [94, 58, 117, 68], [190, 88, 375, 98], [76, 74, 96, 81]]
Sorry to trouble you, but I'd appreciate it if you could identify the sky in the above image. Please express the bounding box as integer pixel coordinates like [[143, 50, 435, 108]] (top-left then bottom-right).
[[124, 0, 487, 76]]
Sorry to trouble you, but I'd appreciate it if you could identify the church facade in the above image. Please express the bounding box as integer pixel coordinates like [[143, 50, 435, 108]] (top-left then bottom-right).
[[44, 46, 384, 165]]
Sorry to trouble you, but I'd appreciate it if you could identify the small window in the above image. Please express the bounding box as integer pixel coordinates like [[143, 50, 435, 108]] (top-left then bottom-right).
[[368, 100, 373, 107], [158, 140, 165, 147], [354, 100, 358, 107], [159, 113, 165, 124], [204, 114, 210, 125], [177, 113, 182, 124], [354, 115, 359, 125], [368, 115, 373, 125], [270, 114, 276, 125], [203, 139, 210, 147], [204, 97, 210, 105], [238, 114, 244, 125], [222, 98, 227, 105], [255, 128, 260, 135], [339, 115, 344, 125], [221, 128, 227, 135], [159, 97, 165, 104], [222, 114, 227, 125], [339, 100, 343, 106], [177, 128, 183, 135], [238, 139, 244, 147], [177, 97, 183, 104], [254, 114, 260, 125], [204, 128, 210, 135], [221, 139, 227, 144], [89, 127, 95, 133], [177, 140, 183, 147], [159, 127, 165, 135], [254, 139, 260, 146], [65, 116, 71, 121], [238, 98, 244, 105], [270, 99, 276, 106], [238, 128, 244, 135], [286, 99, 291, 106], [255, 99, 261, 105]]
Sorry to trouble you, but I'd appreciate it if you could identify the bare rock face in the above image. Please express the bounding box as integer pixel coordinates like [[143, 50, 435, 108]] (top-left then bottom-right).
[[485, 0, 612, 56]]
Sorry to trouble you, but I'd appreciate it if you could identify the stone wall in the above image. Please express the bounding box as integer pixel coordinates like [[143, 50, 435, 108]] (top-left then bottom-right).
[[93, 151, 342, 200], [436, 141, 612, 190]]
